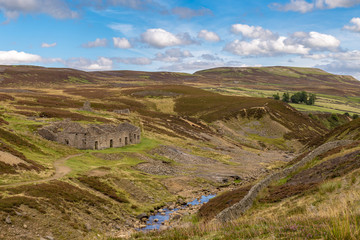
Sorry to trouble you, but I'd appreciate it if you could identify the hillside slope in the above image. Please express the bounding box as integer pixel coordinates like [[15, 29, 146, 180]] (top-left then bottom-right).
[[1, 65, 360, 97], [135, 121, 360, 239], [0, 65, 98, 86], [0, 82, 327, 239], [195, 66, 360, 96]]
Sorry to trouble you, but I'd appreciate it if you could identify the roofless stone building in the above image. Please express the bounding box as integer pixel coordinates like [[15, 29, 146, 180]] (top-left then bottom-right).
[[38, 121, 141, 150]]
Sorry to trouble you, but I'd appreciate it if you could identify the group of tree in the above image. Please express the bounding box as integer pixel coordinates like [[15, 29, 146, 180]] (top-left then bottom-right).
[[273, 91, 316, 105]]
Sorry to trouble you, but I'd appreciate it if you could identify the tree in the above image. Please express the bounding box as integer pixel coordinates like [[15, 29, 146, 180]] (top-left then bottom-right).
[[307, 93, 316, 105], [273, 93, 280, 100], [299, 91, 308, 103], [291, 92, 302, 103], [282, 92, 290, 102]]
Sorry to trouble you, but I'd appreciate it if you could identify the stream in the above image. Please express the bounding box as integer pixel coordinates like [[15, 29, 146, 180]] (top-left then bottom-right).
[[140, 194, 216, 231]]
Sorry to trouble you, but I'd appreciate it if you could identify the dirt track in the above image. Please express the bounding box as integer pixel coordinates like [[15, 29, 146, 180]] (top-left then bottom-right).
[[0, 153, 82, 188]]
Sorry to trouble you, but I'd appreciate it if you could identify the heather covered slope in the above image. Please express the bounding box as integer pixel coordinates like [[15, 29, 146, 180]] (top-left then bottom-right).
[[0, 83, 323, 239], [0, 65, 98, 86], [123, 85, 327, 144], [1, 65, 360, 97], [0, 65, 359, 239], [194, 66, 360, 96], [136, 124, 360, 240]]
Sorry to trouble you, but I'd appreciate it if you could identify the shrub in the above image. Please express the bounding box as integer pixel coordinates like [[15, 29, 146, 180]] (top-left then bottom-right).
[[273, 93, 280, 100], [282, 92, 290, 102], [330, 113, 339, 122], [291, 92, 302, 103]]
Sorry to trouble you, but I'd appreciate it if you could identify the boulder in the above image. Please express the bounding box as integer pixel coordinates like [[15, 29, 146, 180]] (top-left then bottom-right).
[[5, 215, 11, 224], [136, 213, 148, 220]]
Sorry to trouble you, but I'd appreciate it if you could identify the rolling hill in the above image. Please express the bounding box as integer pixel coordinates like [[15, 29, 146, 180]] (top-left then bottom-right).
[[1, 65, 360, 97], [0, 65, 360, 239], [194, 66, 360, 96]]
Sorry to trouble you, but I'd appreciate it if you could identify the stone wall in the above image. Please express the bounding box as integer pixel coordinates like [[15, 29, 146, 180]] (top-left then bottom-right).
[[38, 121, 141, 150], [215, 140, 354, 223], [57, 131, 141, 150], [113, 109, 130, 114]]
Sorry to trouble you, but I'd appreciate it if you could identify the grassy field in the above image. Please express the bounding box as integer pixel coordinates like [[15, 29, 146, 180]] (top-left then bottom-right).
[[204, 87, 360, 115]]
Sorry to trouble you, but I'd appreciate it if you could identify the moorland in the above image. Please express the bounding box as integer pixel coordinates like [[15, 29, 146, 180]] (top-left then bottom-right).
[[0, 65, 360, 239]]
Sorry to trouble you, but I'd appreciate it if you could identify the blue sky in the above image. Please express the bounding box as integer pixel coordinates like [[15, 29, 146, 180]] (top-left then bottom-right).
[[1, 0, 360, 79]]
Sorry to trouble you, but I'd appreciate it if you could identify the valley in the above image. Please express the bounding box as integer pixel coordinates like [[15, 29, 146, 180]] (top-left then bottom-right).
[[0, 65, 359, 239]]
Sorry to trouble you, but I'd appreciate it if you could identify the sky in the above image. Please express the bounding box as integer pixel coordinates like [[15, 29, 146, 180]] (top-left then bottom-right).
[[1, 0, 360, 79]]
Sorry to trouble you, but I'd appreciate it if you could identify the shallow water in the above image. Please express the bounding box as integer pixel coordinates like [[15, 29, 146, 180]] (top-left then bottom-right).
[[141, 194, 216, 231]]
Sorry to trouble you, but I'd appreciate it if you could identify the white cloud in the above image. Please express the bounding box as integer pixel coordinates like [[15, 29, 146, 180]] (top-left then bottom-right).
[[201, 54, 222, 61], [141, 28, 196, 48], [0, 0, 78, 22], [318, 0, 360, 8], [41, 42, 57, 48], [82, 38, 107, 48], [305, 50, 360, 60], [197, 30, 220, 42], [225, 24, 340, 56], [114, 57, 152, 65], [66, 57, 113, 71], [105, 0, 158, 10], [108, 23, 134, 35], [318, 60, 360, 78], [171, 7, 212, 19], [330, 50, 360, 60], [160, 60, 246, 72], [73, 0, 167, 13], [304, 50, 360, 79], [270, 0, 314, 13], [0, 50, 42, 64], [270, 0, 360, 13], [224, 37, 310, 56], [155, 48, 193, 62], [344, 17, 360, 32], [286, 31, 340, 51], [231, 24, 277, 40], [113, 37, 131, 49]]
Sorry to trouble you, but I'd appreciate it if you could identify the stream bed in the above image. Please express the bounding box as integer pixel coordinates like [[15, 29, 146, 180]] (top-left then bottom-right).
[[140, 194, 216, 231]]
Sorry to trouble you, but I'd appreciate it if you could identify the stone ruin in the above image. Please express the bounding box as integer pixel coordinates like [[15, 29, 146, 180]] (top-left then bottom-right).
[[78, 101, 93, 112], [113, 109, 130, 114], [38, 120, 141, 150]]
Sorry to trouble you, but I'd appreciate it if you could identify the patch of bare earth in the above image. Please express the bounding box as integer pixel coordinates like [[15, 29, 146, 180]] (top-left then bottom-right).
[[0, 151, 30, 166]]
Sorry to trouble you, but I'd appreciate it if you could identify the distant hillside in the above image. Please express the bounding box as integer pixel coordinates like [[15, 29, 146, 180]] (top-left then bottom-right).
[[124, 85, 327, 144], [194, 66, 360, 96], [1, 65, 360, 97], [0, 65, 98, 86]]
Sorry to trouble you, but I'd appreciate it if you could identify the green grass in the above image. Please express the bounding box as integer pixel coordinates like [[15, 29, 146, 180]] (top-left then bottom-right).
[[318, 180, 342, 195], [288, 103, 346, 114], [66, 153, 143, 176], [249, 134, 287, 150], [65, 76, 90, 84], [204, 87, 360, 115], [66, 137, 160, 175]]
